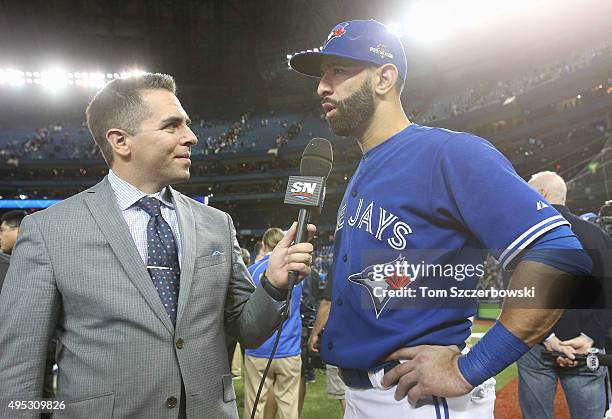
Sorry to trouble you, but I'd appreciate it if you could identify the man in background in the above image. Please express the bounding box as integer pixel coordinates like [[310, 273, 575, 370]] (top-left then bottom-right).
[[244, 228, 303, 419], [0, 210, 27, 289], [519, 171, 612, 419]]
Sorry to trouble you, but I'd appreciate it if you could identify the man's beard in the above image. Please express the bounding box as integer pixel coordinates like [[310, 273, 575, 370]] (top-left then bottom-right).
[[324, 80, 375, 138]]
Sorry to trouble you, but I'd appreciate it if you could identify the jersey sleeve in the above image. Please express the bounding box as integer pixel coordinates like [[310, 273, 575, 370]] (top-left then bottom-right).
[[431, 133, 570, 269]]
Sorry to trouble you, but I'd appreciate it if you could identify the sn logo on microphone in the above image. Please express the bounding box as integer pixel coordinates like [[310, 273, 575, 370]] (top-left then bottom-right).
[[289, 181, 317, 200]]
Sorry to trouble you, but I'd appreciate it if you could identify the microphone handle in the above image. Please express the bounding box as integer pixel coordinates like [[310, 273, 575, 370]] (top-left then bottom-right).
[[542, 350, 612, 367], [287, 207, 311, 288]]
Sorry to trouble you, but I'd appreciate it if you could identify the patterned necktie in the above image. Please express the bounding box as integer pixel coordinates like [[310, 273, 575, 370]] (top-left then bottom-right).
[[135, 196, 180, 326]]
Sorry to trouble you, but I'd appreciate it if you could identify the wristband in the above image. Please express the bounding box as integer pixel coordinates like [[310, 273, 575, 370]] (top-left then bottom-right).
[[457, 322, 529, 387], [261, 273, 289, 302]]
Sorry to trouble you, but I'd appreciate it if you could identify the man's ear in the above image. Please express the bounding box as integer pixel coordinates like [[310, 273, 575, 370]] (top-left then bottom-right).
[[106, 128, 131, 159], [373, 64, 399, 96]]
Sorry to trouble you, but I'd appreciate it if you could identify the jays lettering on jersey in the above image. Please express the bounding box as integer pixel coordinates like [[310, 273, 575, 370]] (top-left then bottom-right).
[[321, 123, 569, 370]]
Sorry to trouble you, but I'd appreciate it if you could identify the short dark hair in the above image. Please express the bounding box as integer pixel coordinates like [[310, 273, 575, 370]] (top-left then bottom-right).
[[1, 210, 27, 228], [85, 73, 176, 167]]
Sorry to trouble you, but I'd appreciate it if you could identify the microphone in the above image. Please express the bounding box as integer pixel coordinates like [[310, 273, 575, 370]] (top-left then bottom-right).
[[542, 349, 612, 371], [250, 138, 333, 419], [284, 138, 333, 287]]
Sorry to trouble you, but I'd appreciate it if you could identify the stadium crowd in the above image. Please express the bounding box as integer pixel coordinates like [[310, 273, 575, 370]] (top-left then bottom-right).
[[419, 39, 612, 123], [1, 40, 609, 166]]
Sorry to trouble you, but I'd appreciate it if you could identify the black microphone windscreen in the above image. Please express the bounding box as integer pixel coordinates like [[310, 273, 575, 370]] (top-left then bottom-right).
[[300, 138, 333, 179]]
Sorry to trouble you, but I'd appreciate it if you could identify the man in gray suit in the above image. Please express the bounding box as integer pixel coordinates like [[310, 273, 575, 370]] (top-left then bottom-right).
[[0, 73, 314, 419]]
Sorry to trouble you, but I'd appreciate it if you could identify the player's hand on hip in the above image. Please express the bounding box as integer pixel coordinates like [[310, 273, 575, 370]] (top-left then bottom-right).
[[381, 345, 473, 405], [266, 221, 316, 289]]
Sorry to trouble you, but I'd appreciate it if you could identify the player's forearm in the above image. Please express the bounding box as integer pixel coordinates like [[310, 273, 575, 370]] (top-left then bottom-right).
[[311, 299, 331, 337], [499, 308, 563, 347], [458, 260, 579, 387], [499, 260, 574, 346]]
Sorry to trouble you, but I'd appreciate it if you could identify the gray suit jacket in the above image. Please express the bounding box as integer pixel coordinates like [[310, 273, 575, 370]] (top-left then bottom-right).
[[0, 251, 9, 292], [0, 177, 282, 418]]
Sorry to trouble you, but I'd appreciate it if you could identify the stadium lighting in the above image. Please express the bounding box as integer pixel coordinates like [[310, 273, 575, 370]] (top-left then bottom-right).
[[0, 67, 147, 90], [404, 1, 454, 43], [40, 68, 69, 90], [385, 22, 404, 38], [83, 72, 106, 88], [0, 69, 26, 86], [120, 69, 146, 79], [403, 0, 550, 43]]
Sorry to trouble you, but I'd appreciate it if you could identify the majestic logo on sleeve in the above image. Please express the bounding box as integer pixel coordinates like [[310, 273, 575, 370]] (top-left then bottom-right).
[[325, 22, 349, 47], [348, 254, 414, 318]]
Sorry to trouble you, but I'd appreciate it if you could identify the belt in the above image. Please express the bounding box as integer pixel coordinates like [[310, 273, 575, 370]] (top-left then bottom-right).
[[339, 343, 466, 390], [339, 361, 400, 389]]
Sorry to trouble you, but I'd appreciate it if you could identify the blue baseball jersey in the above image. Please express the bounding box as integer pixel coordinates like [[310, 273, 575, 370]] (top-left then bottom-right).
[[321, 123, 569, 370], [245, 254, 304, 358]]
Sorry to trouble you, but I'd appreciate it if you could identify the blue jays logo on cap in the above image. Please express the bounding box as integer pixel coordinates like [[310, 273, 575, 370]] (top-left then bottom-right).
[[325, 22, 349, 47], [290, 19, 407, 82]]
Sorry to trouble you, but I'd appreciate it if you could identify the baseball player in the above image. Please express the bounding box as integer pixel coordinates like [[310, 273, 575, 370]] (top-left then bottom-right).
[[289, 20, 592, 418]]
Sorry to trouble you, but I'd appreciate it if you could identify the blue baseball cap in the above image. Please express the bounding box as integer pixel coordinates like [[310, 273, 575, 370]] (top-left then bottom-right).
[[290, 20, 407, 81]]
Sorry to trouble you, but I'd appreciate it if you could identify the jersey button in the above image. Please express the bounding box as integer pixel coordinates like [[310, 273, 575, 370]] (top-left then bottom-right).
[[328, 341, 333, 350], [351, 190, 357, 197], [336, 298, 343, 306], [343, 254, 348, 262]]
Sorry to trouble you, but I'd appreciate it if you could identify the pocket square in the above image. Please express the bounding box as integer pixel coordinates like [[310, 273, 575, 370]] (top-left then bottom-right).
[[212, 250, 224, 256]]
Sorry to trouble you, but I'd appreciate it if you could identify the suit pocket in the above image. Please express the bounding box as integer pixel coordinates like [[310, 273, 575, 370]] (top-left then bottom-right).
[[222, 374, 236, 402], [195, 252, 227, 268], [56, 392, 114, 418]]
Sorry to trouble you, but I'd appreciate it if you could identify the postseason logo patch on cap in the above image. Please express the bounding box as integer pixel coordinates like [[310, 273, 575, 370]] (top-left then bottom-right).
[[369, 44, 394, 60], [325, 22, 349, 47]]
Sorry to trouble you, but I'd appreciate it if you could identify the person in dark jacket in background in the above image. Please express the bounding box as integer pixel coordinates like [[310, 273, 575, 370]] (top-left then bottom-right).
[[518, 171, 612, 419]]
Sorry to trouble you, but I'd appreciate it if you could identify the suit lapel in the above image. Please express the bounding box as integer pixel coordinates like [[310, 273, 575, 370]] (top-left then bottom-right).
[[170, 189, 197, 327], [85, 178, 175, 335]]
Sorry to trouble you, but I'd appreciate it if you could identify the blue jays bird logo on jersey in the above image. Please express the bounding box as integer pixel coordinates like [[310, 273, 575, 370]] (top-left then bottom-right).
[[348, 254, 413, 318], [325, 22, 349, 47]]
